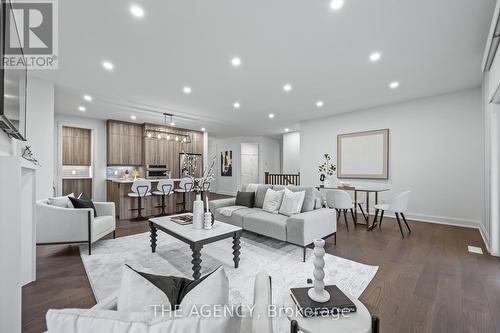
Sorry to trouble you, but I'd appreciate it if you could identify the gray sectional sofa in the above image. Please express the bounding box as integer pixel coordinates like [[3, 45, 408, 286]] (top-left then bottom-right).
[[209, 184, 337, 261]]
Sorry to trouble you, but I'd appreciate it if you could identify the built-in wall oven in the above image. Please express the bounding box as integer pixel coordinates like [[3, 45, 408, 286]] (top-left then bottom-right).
[[146, 165, 170, 179]]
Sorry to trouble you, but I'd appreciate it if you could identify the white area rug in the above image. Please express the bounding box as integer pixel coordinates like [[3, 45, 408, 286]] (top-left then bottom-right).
[[80, 231, 378, 307]]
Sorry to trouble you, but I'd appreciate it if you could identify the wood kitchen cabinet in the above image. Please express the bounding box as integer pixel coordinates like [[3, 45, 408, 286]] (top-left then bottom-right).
[[62, 126, 91, 166], [107, 120, 143, 165], [62, 179, 93, 199], [143, 125, 170, 166]]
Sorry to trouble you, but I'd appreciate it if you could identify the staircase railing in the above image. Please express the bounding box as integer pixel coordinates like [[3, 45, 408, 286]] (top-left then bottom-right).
[[264, 172, 300, 186]]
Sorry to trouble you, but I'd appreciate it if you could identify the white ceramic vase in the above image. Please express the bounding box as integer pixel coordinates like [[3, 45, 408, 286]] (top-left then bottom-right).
[[307, 239, 331, 303], [204, 212, 213, 229], [192, 194, 204, 229]]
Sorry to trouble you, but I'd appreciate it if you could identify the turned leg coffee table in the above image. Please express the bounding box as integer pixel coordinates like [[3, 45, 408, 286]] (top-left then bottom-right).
[[149, 215, 243, 280]]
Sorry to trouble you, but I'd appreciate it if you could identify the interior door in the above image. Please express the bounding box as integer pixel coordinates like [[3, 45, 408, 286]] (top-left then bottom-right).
[[240, 143, 259, 186]]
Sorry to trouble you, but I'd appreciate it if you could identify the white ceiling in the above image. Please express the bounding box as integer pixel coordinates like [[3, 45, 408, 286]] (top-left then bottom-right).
[[33, 0, 495, 137]]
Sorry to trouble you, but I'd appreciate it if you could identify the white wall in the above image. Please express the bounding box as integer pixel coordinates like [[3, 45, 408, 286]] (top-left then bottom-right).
[[208, 136, 281, 195], [25, 76, 54, 200], [54, 114, 108, 201], [0, 132, 15, 156], [482, 56, 500, 256], [301, 88, 484, 228], [282, 131, 301, 174]]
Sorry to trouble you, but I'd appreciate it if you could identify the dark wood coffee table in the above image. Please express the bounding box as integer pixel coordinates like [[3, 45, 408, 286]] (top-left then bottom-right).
[[149, 215, 243, 280]]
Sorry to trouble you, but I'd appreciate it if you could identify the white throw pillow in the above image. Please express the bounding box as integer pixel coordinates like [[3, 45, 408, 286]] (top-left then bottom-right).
[[117, 265, 229, 315], [279, 188, 306, 216], [117, 265, 171, 313], [46, 308, 241, 333], [48, 193, 75, 208], [262, 189, 285, 214]]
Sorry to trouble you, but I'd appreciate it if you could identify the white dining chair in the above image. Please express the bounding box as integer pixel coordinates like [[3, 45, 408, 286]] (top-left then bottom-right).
[[127, 179, 152, 221], [352, 191, 367, 222], [374, 191, 412, 238], [152, 179, 174, 216], [175, 177, 194, 213], [325, 189, 355, 231]]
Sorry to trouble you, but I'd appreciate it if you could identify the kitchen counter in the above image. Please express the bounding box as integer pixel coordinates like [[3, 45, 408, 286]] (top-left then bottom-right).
[[107, 178, 184, 184], [106, 179, 195, 220]]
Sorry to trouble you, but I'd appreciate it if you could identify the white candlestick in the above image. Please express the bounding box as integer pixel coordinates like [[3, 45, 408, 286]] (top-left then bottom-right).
[[307, 239, 330, 303]]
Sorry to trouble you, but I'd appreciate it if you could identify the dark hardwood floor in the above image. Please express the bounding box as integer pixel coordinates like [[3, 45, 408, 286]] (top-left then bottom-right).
[[23, 198, 500, 333]]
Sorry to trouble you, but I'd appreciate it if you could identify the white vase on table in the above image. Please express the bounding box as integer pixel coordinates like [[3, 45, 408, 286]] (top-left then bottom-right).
[[192, 194, 204, 229]]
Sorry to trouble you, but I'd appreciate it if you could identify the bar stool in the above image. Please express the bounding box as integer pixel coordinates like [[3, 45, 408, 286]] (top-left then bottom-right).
[[127, 179, 152, 221], [175, 177, 194, 213], [152, 179, 174, 216]]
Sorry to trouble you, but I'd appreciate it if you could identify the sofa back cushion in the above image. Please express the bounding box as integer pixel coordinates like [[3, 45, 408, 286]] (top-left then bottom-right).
[[272, 185, 317, 212], [253, 184, 273, 208]]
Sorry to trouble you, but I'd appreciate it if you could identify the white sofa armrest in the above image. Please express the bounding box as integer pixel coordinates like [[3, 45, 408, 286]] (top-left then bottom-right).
[[36, 201, 93, 244], [286, 208, 336, 247], [94, 202, 115, 217], [209, 198, 236, 212]]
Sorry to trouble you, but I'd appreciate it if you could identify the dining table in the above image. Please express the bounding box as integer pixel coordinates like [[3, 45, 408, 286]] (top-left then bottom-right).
[[317, 184, 390, 230]]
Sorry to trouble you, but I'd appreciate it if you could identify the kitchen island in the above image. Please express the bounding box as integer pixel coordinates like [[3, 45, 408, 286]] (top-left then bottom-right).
[[107, 178, 196, 221]]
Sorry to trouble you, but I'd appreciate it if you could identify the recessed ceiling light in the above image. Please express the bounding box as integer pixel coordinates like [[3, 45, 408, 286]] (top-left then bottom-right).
[[83, 94, 92, 102], [268, 113, 275, 119], [201, 127, 206, 132], [283, 84, 292, 92], [233, 102, 241, 109], [231, 57, 242, 67], [369, 52, 382, 62], [284, 128, 289, 132], [102, 61, 114, 71], [316, 101, 324, 108], [389, 81, 400, 89], [78, 106, 86, 112], [130, 115, 137, 120], [183, 86, 192, 94], [330, 0, 344, 11], [130, 5, 144, 18]]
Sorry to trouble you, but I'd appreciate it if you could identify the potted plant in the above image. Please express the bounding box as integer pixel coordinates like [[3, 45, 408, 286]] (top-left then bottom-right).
[[318, 153, 336, 187]]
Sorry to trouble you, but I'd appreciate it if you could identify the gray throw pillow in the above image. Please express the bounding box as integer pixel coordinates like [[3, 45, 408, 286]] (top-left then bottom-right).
[[235, 191, 255, 208]]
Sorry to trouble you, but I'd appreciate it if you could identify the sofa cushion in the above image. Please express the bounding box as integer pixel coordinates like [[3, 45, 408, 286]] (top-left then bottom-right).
[[262, 189, 285, 214], [235, 191, 255, 208], [243, 211, 288, 241], [254, 185, 273, 208], [273, 185, 317, 212], [69, 195, 98, 217], [279, 188, 306, 216], [214, 208, 260, 227]]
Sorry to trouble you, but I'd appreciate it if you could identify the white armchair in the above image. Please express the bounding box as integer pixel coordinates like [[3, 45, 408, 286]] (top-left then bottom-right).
[[36, 200, 116, 255]]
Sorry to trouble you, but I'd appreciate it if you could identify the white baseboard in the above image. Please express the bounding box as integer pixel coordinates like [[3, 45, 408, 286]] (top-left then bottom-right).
[[479, 223, 492, 254], [363, 209, 480, 229]]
